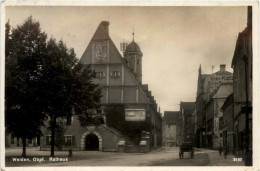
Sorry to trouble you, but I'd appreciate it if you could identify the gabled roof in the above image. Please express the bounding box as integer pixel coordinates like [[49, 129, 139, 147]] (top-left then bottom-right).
[[80, 21, 125, 64], [92, 21, 110, 40], [164, 111, 179, 124], [79, 21, 160, 108], [231, 29, 247, 68], [213, 83, 233, 99]]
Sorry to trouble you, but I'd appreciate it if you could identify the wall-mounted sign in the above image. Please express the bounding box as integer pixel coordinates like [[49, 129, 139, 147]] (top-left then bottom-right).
[[207, 72, 233, 94], [214, 117, 219, 133], [125, 109, 146, 121]]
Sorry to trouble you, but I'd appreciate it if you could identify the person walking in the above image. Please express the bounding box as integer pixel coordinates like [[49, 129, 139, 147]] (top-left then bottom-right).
[[218, 143, 223, 156], [224, 144, 229, 159]]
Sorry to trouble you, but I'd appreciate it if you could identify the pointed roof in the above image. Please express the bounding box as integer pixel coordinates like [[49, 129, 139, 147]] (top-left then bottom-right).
[[124, 31, 142, 55], [92, 21, 110, 40], [79, 21, 156, 106], [80, 21, 125, 64], [125, 41, 142, 54], [231, 30, 246, 68]]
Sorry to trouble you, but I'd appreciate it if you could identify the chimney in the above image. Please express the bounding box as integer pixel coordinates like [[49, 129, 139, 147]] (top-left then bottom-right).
[[220, 64, 226, 72], [101, 21, 109, 35]]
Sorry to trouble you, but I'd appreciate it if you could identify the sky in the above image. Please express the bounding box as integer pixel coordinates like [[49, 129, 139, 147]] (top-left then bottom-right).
[[6, 6, 248, 114]]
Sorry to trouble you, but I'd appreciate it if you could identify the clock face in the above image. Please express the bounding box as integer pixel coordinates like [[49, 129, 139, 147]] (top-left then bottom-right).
[[95, 42, 107, 63]]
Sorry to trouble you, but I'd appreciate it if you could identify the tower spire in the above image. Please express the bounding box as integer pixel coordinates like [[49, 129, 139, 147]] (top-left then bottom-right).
[[132, 28, 135, 41], [199, 64, 201, 75]]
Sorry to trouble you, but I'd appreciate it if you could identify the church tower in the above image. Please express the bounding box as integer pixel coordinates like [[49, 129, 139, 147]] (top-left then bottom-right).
[[124, 32, 143, 83]]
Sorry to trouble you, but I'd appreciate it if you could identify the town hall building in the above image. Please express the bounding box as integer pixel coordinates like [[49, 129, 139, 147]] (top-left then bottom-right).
[[39, 21, 162, 152]]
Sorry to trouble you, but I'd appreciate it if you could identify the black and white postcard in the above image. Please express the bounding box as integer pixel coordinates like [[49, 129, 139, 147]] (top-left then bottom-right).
[[1, 1, 259, 171]]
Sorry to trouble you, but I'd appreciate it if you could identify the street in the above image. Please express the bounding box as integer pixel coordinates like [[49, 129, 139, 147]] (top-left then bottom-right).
[[5, 146, 244, 167]]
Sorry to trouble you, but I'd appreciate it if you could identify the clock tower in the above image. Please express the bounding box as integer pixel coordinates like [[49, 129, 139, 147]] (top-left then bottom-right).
[[124, 32, 143, 83]]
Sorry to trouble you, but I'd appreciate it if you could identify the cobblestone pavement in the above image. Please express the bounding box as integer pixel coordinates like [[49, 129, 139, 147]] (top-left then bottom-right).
[[204, 149, 245, 166], [4, 146, 245, 167]]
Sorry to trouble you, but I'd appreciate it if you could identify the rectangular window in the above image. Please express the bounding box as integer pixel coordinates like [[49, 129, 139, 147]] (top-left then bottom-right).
[[64, 135, 75, 146], [72, 136, 75, 145], [116, 71, 121, 77], [110, 71, 121, 78], [63, 135, 75, 146], [28, 138, 32, 144], [102, 72, 106, 78], [46, 135, 51, 145], [11, 134, 14, 144], [96, 72, 106, 78], [65, 135, 72, 146]]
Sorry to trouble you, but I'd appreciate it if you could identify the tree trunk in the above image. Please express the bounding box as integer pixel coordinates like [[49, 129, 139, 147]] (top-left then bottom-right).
[[50, 116, 56, 157], [22, 137, 26, 157]]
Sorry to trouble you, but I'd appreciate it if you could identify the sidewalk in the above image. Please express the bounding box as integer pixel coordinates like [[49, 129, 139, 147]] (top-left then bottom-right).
[[205, 149, 245, 166]]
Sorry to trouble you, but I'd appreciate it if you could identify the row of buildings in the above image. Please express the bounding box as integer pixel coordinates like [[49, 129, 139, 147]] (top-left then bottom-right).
[[196, 7, 252, 160], [162, 102, 196, 147], [162, 7, 252, 165]]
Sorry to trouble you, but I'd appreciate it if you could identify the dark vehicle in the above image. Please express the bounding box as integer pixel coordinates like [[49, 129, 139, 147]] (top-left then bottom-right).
[[179, 142, 194, 159]]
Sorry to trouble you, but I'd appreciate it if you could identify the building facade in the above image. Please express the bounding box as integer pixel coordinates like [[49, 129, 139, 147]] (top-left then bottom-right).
[[5, 134, 39, 148], [195, 64, 233, 148], [231, 7, 252, 163], [221, 93, 234, 153], [163, 111, 179, 146], [205, 83, 233, 149], [39, 21, 162, 152]]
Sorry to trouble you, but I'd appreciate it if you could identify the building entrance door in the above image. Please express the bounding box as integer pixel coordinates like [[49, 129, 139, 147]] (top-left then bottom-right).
[[85, 133, 99, 151]]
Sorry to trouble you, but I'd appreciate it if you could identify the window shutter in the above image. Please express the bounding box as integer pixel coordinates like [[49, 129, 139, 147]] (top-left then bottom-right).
[[72, 136, 75, 145]]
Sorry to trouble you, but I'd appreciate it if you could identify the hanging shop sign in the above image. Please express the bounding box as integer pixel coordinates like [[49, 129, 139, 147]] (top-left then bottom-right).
[[214, 117, 219, 133]]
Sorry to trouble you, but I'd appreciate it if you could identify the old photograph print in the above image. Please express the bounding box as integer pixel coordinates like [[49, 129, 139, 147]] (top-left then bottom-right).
[[3, 4, 256, 169]]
